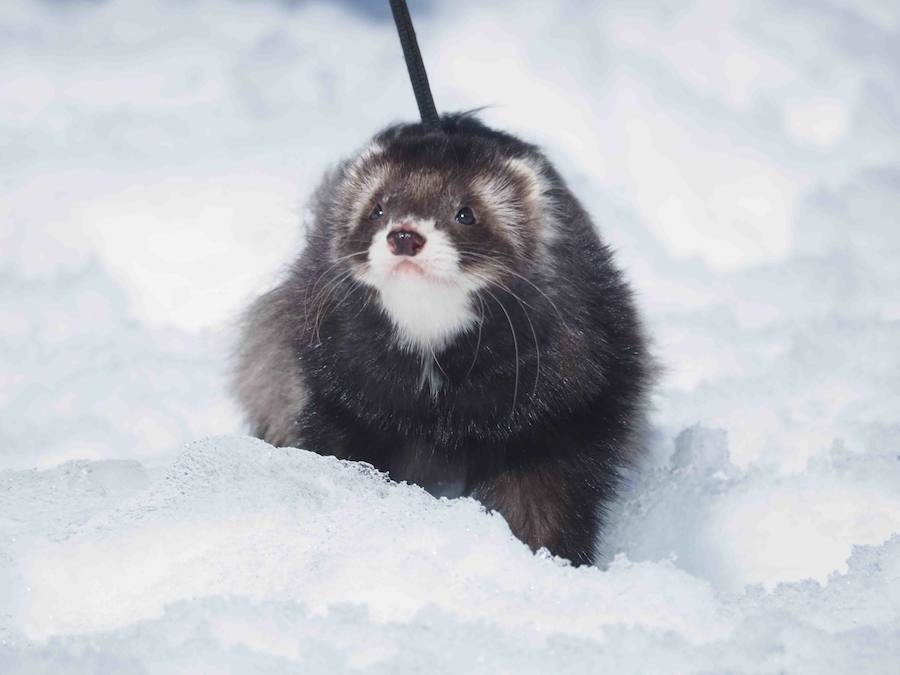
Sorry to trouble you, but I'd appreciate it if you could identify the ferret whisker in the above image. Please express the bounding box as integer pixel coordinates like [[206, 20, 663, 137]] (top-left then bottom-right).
[[350, 283, 372, 321], [316, 275, 362, 345], [462, 249, 561, 302], [459, 250, 569, 330], [491, 280, 541, 400], [335, 275, 362, 308], [311, 270, 358, 345], [304, 255, 363, 331], [469, 270, 541, 399], [477, 284, 520, 416], [464, 293, 486, 380], [308, 249, 367, 289], [304, 250, 368, 323], [429, 344, 448, 380], [306, 268, 353, 336]]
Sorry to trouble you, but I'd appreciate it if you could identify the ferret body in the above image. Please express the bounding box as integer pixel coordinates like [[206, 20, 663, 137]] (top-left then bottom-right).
[[234, 114, 651, 565]]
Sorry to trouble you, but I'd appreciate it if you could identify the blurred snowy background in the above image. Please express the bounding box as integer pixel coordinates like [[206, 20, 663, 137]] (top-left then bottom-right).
[[2, 0, 899, 671]]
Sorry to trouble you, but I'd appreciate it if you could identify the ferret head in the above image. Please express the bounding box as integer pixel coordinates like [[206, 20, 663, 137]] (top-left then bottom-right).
[[325, 114, 553, 352]]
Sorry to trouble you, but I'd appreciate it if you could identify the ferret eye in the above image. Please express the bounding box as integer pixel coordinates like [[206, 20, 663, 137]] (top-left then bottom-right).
[[369, 203, 384, 220], [455, 206, 476, 225]]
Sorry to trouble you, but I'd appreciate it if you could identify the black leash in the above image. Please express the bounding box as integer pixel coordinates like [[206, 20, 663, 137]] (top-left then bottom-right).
[[388, 0, 441, 130]]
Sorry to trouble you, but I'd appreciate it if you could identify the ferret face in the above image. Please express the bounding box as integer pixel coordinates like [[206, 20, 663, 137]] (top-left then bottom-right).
[[330, 133, 547, 352]]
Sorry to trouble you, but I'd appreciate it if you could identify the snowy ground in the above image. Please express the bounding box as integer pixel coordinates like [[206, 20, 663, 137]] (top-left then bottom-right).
[[2, 0, 899, 672]]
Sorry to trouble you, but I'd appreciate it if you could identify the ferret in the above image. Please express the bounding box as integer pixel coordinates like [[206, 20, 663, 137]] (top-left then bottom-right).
[[233, 113, 651, 565]]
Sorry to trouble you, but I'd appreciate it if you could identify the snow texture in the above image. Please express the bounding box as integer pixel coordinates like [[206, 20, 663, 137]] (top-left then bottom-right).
[[2, 0, 899, 671]]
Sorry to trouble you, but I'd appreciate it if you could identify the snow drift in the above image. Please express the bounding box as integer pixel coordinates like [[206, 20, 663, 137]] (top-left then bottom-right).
[[2, 436, 900, 673]]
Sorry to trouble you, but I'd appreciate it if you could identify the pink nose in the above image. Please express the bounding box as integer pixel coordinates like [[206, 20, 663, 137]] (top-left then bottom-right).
[[387, 229, 426, 256]]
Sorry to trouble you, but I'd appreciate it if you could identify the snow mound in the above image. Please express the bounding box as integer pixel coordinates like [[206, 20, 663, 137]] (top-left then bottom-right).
[[603, 426, 900, 591], [2, 436, 900, 673], [4, 438, 725, 642]]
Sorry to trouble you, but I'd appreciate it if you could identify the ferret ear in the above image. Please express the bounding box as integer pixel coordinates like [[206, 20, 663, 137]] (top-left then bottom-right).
[[357, 141, 385, 165], [342, 141, 388, 203], [503, 155, 560, 245], [504, 156, 546, 204], [347, 141, 385, 180]]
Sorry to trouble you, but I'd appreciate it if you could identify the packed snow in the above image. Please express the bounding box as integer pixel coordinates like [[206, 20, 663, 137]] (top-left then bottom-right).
[[2, 0, 899, 671]]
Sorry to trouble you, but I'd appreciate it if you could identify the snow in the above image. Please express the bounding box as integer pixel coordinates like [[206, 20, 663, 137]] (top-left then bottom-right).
[[2, 439, 900, 672], [2, 0, 899, 671]]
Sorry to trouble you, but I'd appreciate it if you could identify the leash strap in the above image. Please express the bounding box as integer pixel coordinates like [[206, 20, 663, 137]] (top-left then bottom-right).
[[388, 0, 441, 130]]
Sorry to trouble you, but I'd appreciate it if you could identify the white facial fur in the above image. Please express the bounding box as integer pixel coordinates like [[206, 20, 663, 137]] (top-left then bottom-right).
[[359, 216, 481, 353]]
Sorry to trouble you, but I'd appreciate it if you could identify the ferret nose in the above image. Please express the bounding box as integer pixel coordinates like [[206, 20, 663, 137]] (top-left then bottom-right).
[[386, 229, 426, 256]]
